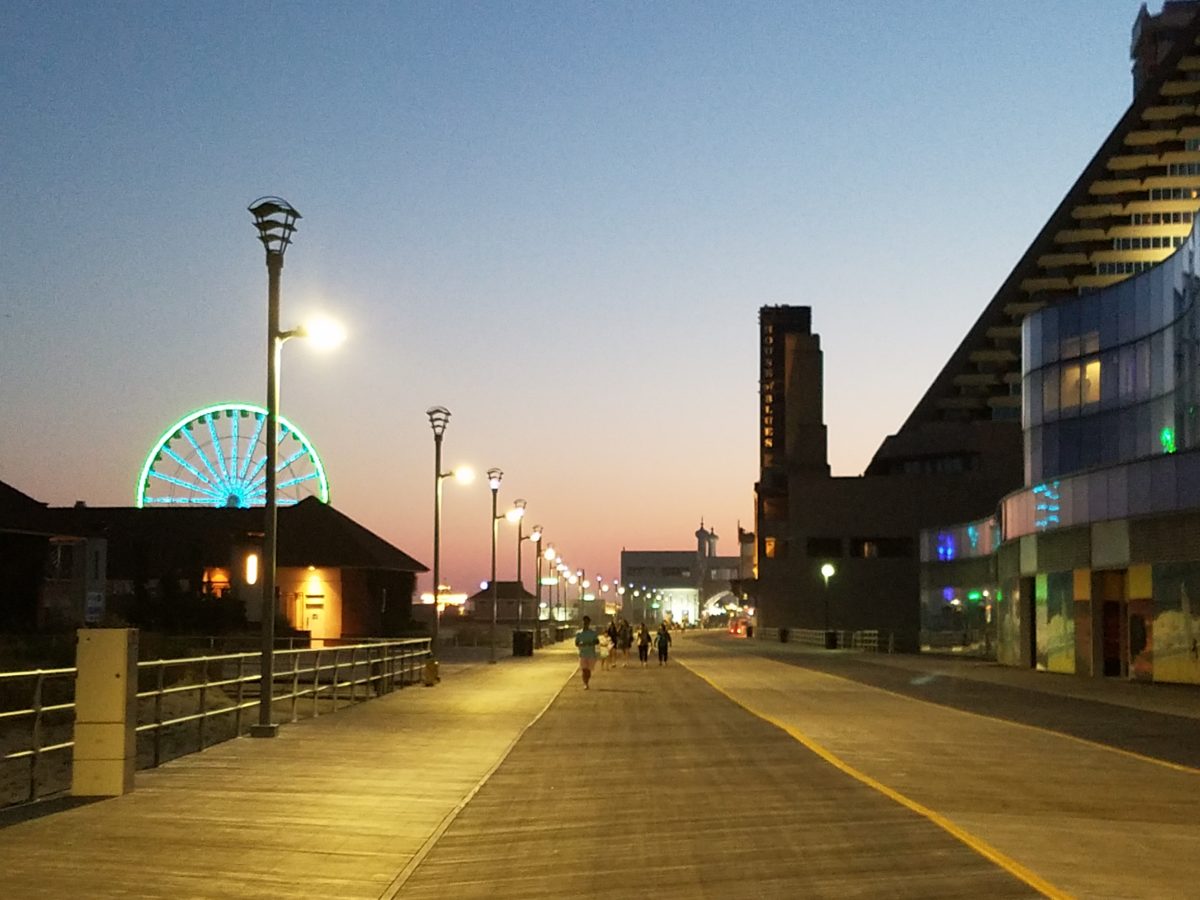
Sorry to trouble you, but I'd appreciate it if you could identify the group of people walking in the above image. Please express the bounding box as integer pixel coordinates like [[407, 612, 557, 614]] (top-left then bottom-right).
[[574, 616, 672, 689]]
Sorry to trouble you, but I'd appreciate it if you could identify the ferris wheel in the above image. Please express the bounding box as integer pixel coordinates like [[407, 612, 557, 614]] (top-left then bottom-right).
[[136, 402, 330, 508]]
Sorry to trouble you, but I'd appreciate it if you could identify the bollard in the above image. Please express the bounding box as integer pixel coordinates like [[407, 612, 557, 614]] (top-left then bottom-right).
[[72, 628, 138, 797], [423, 658, 440, 687]]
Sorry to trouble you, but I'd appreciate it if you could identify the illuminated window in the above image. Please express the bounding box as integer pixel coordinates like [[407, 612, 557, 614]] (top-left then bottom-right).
[[1082, 358, 1100, 405], [764, 537, 777, 559], [1060, 363, 1081, 410]]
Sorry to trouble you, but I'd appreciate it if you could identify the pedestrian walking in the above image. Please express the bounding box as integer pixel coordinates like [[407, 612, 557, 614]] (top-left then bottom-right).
[[575, 616, 600, 689], [655, 623, 672, 666], [636, 623, 652, 667], [618, 618, 633, 666]]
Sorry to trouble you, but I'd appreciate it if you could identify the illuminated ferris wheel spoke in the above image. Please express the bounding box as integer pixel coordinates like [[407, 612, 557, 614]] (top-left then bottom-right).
[[150, 469, 225, 501], [277, 446, 308, 471], [206, 414, 231, 482], [183, 427, 224, 486], [162, 446, 213, 488], [238, 414, 266, 481], [137, 403, 330, 509], [277, 472, 319, 491]]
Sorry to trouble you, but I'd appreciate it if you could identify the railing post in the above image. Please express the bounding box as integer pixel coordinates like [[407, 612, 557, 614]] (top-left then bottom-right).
[[235, 655, 246, 735], [153, 664, 164, 767], [331, 648, 340, 708], [198, 660, 209, 750], [313, 649, 322, 718], [72, 628, 138, 797], [28, 672, 45, 803], [291, 652, 300, 723]]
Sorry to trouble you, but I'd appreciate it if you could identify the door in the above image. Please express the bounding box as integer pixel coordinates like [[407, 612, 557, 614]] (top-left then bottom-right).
[[1102, 600, 1124, 677]]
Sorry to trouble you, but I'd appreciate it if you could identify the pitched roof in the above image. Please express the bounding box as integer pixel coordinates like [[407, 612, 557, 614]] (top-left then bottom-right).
[[48, 497, 427, 573], [467, 581, 537, 601]]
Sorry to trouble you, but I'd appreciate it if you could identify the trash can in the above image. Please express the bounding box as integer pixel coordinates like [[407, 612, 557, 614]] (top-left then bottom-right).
[[779, 628, 789, 643], [824, 630, 839, 650], [512, 629, 534, 657], [745, 624, 754, 639]]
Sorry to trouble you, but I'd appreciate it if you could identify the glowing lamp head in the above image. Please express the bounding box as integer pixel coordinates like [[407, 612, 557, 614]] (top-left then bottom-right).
[[244, 552, 259, 586], [544, 546, 556, 560], [300, 316, 346, 350], [453, 465, 475, 485], [529, 525, 543, 542], [480, 580, 489, 591], [820, 563, 836, 581], [487, 467, 503, 491]]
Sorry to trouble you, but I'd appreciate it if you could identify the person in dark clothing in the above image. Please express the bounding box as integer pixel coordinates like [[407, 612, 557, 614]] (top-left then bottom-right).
[[655, 624, 672, 665], [636, 623, 652, 667]]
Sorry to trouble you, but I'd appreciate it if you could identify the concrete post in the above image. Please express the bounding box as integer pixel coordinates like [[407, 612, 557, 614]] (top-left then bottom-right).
[[72, 628, 138, 797]]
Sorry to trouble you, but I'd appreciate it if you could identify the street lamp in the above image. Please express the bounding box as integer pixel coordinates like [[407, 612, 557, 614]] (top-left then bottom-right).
[[821, 562, 837, 648], [528, 525, 543, 645], [248, 196, 300, 740], [487, 468, 503, 664], [426, 405, 474, 659]]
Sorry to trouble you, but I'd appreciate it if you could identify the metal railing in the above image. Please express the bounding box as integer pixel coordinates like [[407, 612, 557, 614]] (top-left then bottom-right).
[[0, 637, 430, 808], [0, 667, 77, 807], [757, 627, 883, 651]]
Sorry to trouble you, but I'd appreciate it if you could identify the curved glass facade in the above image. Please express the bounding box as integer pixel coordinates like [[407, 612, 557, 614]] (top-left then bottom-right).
[[1003, 217, 1200, 540], [1021, 227, 1200, 485]]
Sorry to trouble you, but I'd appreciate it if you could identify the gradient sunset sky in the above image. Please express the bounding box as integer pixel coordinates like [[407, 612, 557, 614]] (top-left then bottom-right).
[[0, 1, 1147, 593]]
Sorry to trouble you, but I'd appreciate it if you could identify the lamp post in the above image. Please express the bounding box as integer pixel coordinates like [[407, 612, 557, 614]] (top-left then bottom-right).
[[821, 562, 837, 649], [426, 406, 474, 659], [487, 468, 503, 664], [248, 196, 301, 739], [527, 525, 543, 644], [507, 499, 527, 623]]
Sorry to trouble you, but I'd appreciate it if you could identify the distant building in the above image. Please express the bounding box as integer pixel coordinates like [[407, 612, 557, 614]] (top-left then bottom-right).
[[620, 523, 744, 625], [466, 581, 538, 625]]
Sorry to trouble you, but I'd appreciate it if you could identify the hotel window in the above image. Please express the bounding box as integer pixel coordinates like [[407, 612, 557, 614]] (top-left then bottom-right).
[[1082, 357, 1101, 406], [806, 537, 842, 558], [1060, 363, 1082, 411]]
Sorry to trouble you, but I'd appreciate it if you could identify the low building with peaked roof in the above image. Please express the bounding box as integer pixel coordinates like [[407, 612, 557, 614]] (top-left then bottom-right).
[[1, 480, 427, 643]]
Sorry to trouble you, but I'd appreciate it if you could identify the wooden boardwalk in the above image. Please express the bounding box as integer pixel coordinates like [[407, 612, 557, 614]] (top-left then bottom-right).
[[1, 634, 1198, 898]]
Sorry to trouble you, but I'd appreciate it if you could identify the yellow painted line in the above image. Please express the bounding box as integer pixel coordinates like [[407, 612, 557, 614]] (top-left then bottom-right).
[[753, 651, 1200, 778], [680, 659, 1074, 900]]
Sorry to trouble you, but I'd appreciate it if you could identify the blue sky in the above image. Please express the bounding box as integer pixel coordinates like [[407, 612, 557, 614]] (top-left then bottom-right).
[[0, 0, 1146, 591]]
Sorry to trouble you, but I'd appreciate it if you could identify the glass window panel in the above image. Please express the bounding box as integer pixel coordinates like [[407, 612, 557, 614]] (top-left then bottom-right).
[[1059, 301, 1081, 358], [1128, 461, 1152, 516], [1115, 282, 1133, 343], [1060, 362, 1082, 412], [1148, 264, 1166, 330], [1150, 332, 1165, 397], [1088, 470, 1108, 522], [1135, 275, 1153, 338], [1119, 345, 1137, 400], [1025, 428, 1035, 485], [1100, 289, 1120, 348], [1108, 465, 1128, 519], [1152, 456, 1176, 514], [1043, 425, 1059, 479], [1080, 299, 1100, 355], [1079, 418, 1101, 470], [1082, 356, 1101, 406], [1043, 365, 1060, 419], [1175, 452, 1200, 509], [1024, 315, 1038, 372], [1042, 307, 1060, 366], [1063, 420, 1082, 474], [1136, 340, 1151, 401], [1100, 348, 1120, 409], [1100, 409, 1120, 467], [1027, 370, 1042, 426], [1119, 406, 1138, 462], [1137, 403, 1153, 459]]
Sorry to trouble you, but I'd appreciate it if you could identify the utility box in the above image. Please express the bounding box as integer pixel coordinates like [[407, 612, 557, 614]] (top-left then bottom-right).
[[72, 628, 138, 797]]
